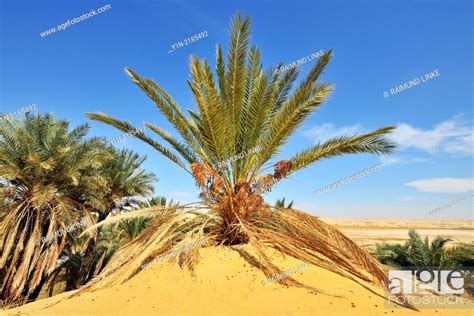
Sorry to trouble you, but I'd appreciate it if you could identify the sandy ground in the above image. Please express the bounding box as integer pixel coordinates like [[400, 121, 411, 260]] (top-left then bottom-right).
[[4, 244, 473, 316], [3, 218, 473, 316]]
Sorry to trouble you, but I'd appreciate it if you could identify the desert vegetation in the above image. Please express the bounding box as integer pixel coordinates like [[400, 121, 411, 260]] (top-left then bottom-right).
[[375, 230, 474, 270], [0, 113, 162, 306], [1, 12, 413, 311], [374, 230, 474, 296], [80, 12, 398, 298]]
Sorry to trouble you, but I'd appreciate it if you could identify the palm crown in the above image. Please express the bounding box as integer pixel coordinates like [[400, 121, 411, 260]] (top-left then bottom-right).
[[82, 13, 401, 299], [87, 13, 395, 243]]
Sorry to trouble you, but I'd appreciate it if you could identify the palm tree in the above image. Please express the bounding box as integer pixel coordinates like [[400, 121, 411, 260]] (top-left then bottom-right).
[[93, 148, 156, 221], [375, 231, 474, 297], [0, 113, 108, 305], [46, 228, 123, 296], [375, 230, 474, 270], [118, 217, 151, 243], [140, 196, 178, 208], [117, 196, 178, 242], [50, 149, 156, 293], [84, 13, 397, 295], [0, 114, 156, 305], [275, 197, 293, 209]]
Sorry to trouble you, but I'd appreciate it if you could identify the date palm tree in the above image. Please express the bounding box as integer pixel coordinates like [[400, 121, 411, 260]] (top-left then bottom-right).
[[59, 148, 156, 293], [45, 228, 123, 297], [0, 113, 107, 305], [375, 230, 474, 270], [118, 196, 177, 242], [0, 114, 155, 305], [94, 148, 155, 221], [275, 197, 293, 209], [84, 13, 399, 299]]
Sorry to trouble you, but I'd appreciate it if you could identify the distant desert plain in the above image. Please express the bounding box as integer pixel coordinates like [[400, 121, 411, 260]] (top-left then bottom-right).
[[323, 218, 473, 248]]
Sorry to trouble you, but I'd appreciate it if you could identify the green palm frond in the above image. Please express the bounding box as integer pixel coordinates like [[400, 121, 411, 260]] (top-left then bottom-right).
[[226, 14, 251, 152], [374, 231, 473, 270], [289, 127, 397, 174], [85, 112, 189, 173], [87, 14, 396, 189]]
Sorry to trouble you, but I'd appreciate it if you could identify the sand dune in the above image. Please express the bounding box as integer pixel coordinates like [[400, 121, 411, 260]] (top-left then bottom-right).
[[5, 246, 472, 316]]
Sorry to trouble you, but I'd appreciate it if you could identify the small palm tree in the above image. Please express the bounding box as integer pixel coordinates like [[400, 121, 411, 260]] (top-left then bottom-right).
[[118, 217, 151, 243], [117, 196, 177, 243], [375, 231, 474, 297], [84, 13, 396, 294], [46, 228, 123, 296], [140, 196, 178, 207], [275, 197, 293, 209], [375, 230, 474, 270]]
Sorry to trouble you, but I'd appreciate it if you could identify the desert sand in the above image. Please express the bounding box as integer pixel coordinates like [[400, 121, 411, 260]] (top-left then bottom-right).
[[323, 218, 473, 248], [4, 244, 472, 316]]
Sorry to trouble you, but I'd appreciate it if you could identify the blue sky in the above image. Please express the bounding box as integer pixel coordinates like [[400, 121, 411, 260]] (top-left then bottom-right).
[[1, 0, 472, 219]]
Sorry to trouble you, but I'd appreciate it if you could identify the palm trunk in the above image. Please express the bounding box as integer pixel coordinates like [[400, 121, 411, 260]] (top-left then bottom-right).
[[219, 191, 262, 245], [27, 276, 48, 301]]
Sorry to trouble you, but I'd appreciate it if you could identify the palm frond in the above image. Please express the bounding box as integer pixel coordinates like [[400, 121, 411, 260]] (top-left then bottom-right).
[[85, 112, 189, 173], [289, 127, 397, 174]]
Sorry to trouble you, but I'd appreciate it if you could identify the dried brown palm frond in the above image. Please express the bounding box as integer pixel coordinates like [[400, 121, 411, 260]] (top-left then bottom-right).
[[244, 207, 386, 285], [68, 202, 415, 309], [74, 204, 219, 291], [0, 189, 78, 305], [231, 207, 415, 309]]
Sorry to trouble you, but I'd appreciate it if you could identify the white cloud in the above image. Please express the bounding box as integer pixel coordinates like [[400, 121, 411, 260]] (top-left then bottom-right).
[[303, 116, 473, 155], [445, 134, 474, 155], [390, 116, 473, 155], [405, 178, 474, 193], [303, 123, 364, 142]]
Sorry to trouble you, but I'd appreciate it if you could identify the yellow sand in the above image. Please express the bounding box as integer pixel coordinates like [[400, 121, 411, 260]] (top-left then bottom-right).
[[3, 246, 472, 316], [323, 218, 474, 247]]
